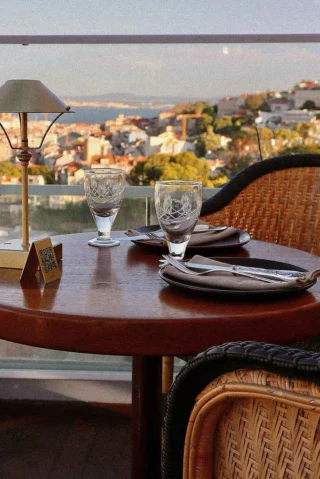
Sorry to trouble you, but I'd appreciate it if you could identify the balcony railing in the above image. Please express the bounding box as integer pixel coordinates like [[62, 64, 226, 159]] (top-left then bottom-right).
[[0, 33, 319, 382]]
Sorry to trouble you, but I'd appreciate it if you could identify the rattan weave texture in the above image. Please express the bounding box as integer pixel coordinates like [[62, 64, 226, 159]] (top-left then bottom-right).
[[200, 155, 320, 255], [162, 342, 320, 479]]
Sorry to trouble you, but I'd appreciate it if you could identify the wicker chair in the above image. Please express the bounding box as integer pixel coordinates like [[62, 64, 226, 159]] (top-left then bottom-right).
[[162, 341, 320, 479], [162, 155, 320, 397], [201, 154, 320, 255]]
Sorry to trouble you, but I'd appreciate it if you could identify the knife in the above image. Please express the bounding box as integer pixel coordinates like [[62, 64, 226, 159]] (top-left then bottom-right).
[[119, 232, 166, 241], [185, 261, 304, 278]]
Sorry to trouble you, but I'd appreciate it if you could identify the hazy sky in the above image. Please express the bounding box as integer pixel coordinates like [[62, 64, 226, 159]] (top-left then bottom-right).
[[0, 0, 319, 99]]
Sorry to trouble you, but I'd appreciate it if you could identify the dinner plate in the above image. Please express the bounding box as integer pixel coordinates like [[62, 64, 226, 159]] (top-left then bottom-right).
[[131, 225, 250, 251], [159, 257, 316, 297]]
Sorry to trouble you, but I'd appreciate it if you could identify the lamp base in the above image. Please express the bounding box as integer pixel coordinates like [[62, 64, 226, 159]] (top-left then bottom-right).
[[0, 238, 62, 269]]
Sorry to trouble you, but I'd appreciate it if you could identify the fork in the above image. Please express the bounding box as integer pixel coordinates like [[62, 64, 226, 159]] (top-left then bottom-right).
[[125, 230, 164, 240], [161, 255, 293, 284]]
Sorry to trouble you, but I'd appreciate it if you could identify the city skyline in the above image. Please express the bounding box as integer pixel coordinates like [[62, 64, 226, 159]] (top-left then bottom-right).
[[0, 0, 320, 98]]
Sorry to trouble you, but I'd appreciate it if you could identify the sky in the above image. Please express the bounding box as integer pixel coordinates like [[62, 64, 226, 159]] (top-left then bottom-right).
[[0, 0, 319, 99]]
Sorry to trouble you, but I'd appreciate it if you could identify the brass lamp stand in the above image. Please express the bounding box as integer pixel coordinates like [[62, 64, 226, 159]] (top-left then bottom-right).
[[19, 112, 32, 248], [0, 79, 72, 268]]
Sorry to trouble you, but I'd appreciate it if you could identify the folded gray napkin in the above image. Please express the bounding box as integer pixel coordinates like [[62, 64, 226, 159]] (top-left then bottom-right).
[[163, 255, 317, 291], [188, 227, 238, 246]]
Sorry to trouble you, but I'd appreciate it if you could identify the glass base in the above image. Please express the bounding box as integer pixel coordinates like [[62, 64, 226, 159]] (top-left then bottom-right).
[[88, 237, 120, 248], [167, 239, 189, 260]]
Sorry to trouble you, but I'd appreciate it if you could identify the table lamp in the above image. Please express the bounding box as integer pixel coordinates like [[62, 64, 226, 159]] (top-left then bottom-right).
[[0, 79, 72, 269]]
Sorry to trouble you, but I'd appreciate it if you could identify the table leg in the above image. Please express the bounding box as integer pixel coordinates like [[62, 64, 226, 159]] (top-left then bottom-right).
[[132, 355, 162, 479]]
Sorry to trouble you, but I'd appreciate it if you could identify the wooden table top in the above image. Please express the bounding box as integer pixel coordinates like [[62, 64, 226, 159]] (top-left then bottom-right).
[[1, 232, 320, 356]]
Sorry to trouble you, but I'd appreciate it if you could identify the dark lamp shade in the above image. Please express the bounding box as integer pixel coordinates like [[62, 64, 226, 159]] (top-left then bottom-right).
[[0, 79, 70, 113]]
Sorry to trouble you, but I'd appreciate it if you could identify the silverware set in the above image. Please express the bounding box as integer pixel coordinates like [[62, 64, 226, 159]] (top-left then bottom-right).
[[160, 255, 314, 284], [123, 225, 229, 242], [123, 225, 319, 286]]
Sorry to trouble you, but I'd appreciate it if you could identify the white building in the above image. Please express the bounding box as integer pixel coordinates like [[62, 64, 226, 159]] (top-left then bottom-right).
[[282, 110, 318, 123], [84, 137, 113, 163], [144, 127, 195, 156], [269, 98, 290, 113]]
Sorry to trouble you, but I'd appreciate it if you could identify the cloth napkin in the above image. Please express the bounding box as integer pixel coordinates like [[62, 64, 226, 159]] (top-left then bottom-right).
[[163, 255, 317, 292], [188, 227, 237, 246], [128, 226, 238, 246]]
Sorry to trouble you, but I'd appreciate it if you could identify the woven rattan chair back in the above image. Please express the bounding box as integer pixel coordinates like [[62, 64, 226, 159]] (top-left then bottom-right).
[[184, 369, 320, 479], [200, 155, 320, 255], [162, 342, 320, 479]]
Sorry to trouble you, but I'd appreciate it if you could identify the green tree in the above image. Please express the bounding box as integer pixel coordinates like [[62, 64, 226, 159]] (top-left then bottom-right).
[[129, 151, 214, 186], [193, 101, 211, 115], [245, 94, 262, 111], [195, 127, 221, 156], [301, 100, 317, 110], [259, 101, 271, 112], [213, 116, 233, 133], [278, 144, 320, 155], [198, 114, 214, 133], [256, 127, 273, 141], [228, 130, 255, 156], [173, 103, 195, 115], [273, 129, 300, 142], [28, 165, 54, 184], [203, 104, 217, 117], [221, 155, 253, 179], [293, 122, 312, 139], [0, 162, 21, 179]]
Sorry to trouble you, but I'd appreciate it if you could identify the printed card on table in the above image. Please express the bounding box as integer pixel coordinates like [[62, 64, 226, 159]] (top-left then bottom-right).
[[20, 238, 61, 283]]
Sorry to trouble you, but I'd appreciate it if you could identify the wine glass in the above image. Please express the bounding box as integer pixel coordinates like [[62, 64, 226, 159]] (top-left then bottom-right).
[[84, 168, 126, 247], [155, 180, 202, 260]]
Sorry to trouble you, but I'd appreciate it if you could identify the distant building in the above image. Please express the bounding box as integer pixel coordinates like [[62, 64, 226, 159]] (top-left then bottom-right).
[[84, 137, 113, 164], [269, 98, 290, 113], [282, 109, 319, 123], [217, 96, 238, 117], [144, 127, 195, 156], [294, 86, 320, 109], [158, 110, 176, 129]]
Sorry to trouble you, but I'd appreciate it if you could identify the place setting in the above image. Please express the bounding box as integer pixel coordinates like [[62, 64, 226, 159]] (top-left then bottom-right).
[[122, 183, 250, 252], [83, 172, 320, 297], [142, 179, 320, 297]]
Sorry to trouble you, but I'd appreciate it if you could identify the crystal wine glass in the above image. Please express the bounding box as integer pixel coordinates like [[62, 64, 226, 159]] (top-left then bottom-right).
[[84, 168, 126, 247], [155, 180, 202, 260]]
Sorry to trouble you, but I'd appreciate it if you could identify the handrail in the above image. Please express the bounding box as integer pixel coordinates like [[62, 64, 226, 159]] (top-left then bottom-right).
[[0, 184, 219, 199], [0, 34, 320, 44]]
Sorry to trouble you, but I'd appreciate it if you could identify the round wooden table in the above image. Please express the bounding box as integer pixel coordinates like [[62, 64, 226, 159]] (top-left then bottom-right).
[[1, 232, 320, 479]]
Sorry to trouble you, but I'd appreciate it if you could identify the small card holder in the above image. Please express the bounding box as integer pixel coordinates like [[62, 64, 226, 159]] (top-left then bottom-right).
[[20, 238, 61, 283]]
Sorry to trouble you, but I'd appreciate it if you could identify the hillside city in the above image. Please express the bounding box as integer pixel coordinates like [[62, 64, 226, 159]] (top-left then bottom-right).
[[0, 79, 320, 189]]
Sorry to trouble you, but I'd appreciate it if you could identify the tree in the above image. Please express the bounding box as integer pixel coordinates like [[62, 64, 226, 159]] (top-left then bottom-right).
[[173, 101, 214, 116], [129, 152, 215, 186], [301, 100, 316, 110], [198, 114, 214, 133], [193, 101, 211, 115], [213, 115, 238, 136], [245, 94, 262, 111], [203, 104, 217, 117], [173, 103, 195, 115], [28, 165, 54, 184], [228, 130, 256, 156], [0, 162, 21, 179], [293, 122, 312, 139], [195, 127, 221, 156], [278, 144, 320, 156], [259, 100, 271, 112], [221, 155, 253, 179], [273, 128, 300, 143]]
